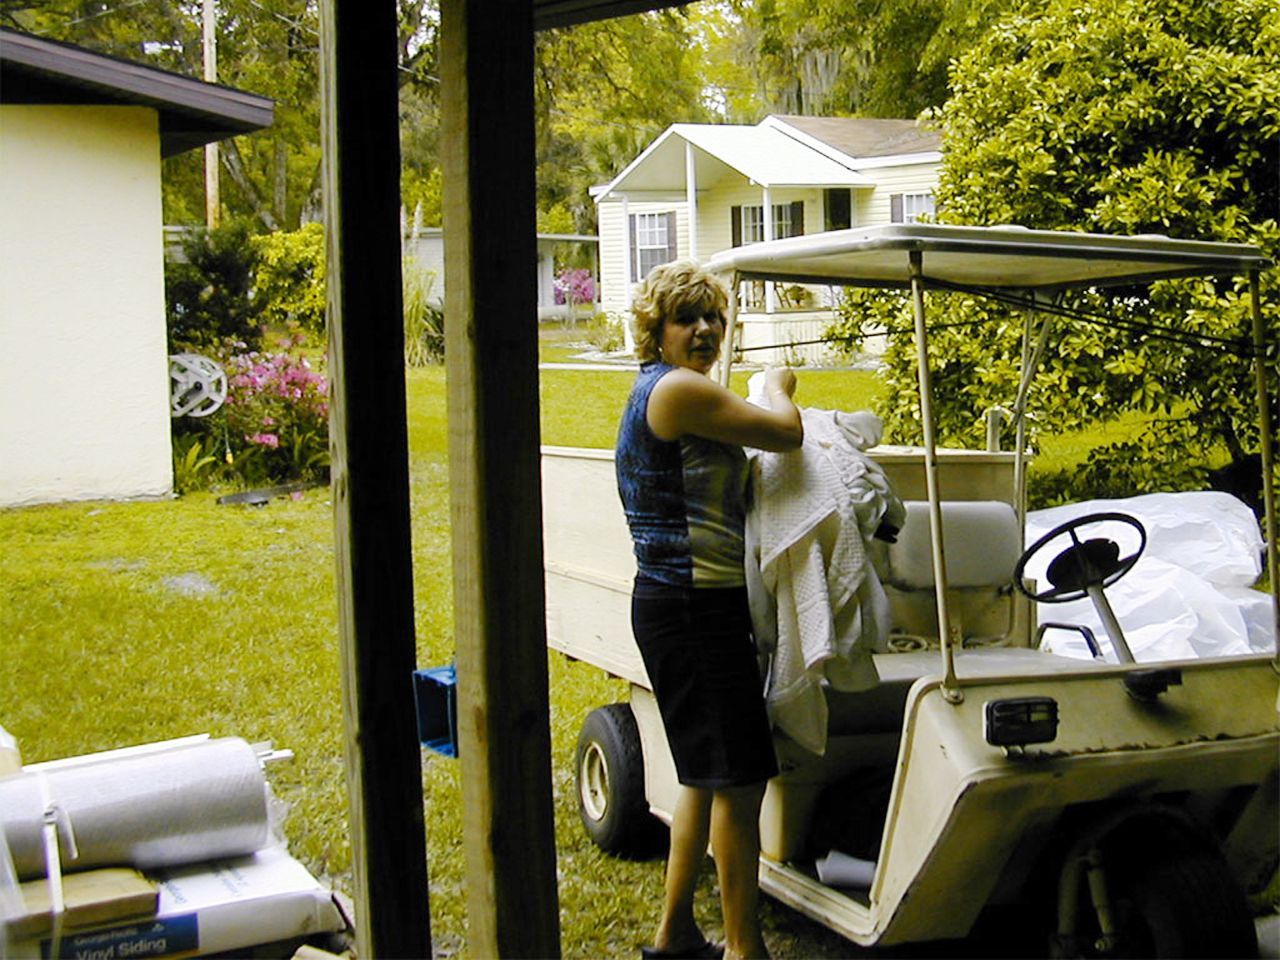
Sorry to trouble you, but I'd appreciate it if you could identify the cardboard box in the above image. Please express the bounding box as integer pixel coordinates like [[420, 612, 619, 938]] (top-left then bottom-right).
[[8, 868, 158, 941], [10, 848, 347, 959]]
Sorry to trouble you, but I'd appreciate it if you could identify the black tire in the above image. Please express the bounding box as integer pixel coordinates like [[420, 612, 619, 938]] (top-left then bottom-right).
[[1081, 822, 1258, 959], [575, 703, 665, 859]]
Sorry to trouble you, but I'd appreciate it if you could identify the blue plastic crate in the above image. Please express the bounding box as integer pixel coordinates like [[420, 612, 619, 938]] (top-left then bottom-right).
[[412, 665, 458, 757]]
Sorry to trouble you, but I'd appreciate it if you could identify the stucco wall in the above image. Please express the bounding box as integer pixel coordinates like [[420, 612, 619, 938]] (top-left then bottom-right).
[[0, 105, 172, 507]]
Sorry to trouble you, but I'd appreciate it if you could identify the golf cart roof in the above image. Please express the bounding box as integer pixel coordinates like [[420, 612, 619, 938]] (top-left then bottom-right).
[[705, 224, 1271, 292]]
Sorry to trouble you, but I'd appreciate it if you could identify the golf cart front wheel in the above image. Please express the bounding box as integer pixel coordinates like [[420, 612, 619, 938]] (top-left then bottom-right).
[[575, 703, 664, 859], [1073, 842, 1257, 958]]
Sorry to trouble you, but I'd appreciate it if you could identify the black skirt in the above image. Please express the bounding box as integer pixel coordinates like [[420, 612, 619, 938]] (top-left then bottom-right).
[[631, 576, 778, 788]]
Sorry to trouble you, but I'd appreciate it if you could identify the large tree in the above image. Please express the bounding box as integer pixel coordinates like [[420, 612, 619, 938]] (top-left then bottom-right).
[[835, 0, 1280, 503], [533, 9, 715, 232], [4, 0, 442, 231], [2, 0, 323, 229], [726, 0, 1015, 120]]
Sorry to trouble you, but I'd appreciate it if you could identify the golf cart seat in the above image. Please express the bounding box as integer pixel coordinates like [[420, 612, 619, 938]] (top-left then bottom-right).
[[827, 500, 1025, 735], [877, 498, 1026, 643]]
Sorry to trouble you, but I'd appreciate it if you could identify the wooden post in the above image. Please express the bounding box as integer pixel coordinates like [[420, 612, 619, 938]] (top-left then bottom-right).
[[441, 1, 562, 956], [319, 1, 432, 957]]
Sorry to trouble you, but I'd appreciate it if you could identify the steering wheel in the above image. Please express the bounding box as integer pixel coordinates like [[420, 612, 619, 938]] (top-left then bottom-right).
[[1014, 512, 1146, 604]]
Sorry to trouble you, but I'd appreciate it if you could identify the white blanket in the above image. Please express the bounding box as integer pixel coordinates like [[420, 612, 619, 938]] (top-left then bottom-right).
[[746, 405, 905, 755]]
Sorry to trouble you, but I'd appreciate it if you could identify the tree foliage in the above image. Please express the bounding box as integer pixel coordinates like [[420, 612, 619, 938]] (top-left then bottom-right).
[[3, 0, 322, 229], [831, 0, 1280, 503], [165, 221, 265, 352], [727, 0, 1015, 119], [534, 10, 715, 231], [3, 0, 441, 231]]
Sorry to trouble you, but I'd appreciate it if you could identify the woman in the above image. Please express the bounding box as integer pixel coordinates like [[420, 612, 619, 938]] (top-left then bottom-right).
[[616, 260, 803, 960]]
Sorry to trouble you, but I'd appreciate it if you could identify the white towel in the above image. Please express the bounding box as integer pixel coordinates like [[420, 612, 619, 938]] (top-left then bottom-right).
[[746, 401, 904, 755]]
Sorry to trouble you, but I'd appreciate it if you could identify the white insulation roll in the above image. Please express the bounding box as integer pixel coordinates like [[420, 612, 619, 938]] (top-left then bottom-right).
[[0, 737, 272, 881]]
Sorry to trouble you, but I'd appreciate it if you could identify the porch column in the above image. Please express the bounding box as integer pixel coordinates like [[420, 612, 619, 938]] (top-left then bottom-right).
[[763, 186, 776, 314], [319, 0, 431, 955], [621, 193, 635, 352], [441, 0, 561, 955], [685, 140, 698, 261]]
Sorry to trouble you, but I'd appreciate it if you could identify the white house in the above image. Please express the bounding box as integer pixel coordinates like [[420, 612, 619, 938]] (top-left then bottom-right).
[[0, 29, 273, 508], [592, 115, 942, 364]]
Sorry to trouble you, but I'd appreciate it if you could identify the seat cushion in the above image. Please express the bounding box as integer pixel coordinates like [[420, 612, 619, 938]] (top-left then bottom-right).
[[886, 501, 1022, 589]]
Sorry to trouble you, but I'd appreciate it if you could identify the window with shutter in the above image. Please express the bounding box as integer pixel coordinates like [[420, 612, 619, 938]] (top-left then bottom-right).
[[732, 203, 804, 244], [630, 211, 678, 281], [890, 193, 935, 224]]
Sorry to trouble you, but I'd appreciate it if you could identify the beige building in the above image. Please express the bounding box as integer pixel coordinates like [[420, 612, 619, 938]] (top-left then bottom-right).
[[0, 29, 272, 507], [592, 115, 941, 364]]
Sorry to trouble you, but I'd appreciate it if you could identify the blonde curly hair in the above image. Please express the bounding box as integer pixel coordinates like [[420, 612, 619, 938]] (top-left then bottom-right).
[[630, 260, 730, 363]]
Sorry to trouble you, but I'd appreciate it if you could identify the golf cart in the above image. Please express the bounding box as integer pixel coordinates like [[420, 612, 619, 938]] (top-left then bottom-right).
[[542, 225, 1278, 956]]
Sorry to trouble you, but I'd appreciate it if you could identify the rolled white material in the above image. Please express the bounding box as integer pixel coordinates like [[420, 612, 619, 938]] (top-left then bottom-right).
[[0, 738, 271, 881], [815, 850, 877, 889]]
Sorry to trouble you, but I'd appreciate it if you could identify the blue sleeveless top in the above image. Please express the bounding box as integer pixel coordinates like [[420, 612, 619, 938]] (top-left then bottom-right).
[[616, 362, 749, 588]]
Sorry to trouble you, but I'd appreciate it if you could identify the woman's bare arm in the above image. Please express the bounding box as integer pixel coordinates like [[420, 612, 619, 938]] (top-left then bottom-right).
[[648, 367, 803, 452]]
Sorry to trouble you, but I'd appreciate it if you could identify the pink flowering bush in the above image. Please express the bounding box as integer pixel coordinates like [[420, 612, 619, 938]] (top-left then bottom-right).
[[553, 268, 595, 308], [222, 342, 330, 485], [171, 335, 329, 492]]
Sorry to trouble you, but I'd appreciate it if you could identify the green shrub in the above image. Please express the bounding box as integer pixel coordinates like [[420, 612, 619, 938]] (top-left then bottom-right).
[[252, 223, 327, 335], [1027, 427, 1214, 509], [584, 312, 624, 354], [171, 434, 220, 495], [833, 0, 1280, 505], [403, 262, 445, 366], [165, 221, 265, 353]]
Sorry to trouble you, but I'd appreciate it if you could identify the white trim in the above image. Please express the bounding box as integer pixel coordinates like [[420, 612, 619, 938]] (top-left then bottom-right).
[[595, 123, 684, 201], [843, 151, 942, 170], [685, 140, 698, 262], [600, 190, 689, 203], [762, 186, 776, 313]]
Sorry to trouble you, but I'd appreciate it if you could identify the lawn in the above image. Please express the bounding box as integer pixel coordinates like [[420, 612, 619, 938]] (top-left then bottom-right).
[[2, 355, 883, 958], [1, 349, 1160, 958]]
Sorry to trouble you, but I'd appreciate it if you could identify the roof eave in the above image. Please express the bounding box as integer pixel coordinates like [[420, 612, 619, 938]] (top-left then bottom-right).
[[0, 29, 274, 156]]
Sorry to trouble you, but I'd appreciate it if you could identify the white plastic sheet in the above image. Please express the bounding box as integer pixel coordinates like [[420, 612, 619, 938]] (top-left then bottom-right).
[[0, 737, 271, 881], [1025, 492, 1274, 662]]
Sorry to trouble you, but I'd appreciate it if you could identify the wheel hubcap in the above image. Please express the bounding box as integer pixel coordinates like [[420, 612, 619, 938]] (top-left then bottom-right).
[[579, 742, 610, 822]]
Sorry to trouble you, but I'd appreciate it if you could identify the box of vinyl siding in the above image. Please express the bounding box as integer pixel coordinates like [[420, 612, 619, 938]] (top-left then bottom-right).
[[9, 847, 347, 959]]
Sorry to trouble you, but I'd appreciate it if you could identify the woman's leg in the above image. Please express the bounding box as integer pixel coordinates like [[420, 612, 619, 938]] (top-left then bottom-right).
[[711, 783, 769, 960], [655, 785, 714, 950]]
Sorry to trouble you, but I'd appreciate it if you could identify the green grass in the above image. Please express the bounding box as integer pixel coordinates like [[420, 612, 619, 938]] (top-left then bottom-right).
[[1, 353, 1179, 958]]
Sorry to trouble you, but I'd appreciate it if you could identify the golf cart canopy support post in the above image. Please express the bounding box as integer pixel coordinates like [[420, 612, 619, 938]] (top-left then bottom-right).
[[1248, 271, 1280, 666], [908, 251, 961, 701]]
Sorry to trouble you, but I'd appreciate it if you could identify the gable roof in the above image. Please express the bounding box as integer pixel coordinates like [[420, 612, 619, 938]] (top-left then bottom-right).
[[595, 114, 939, 201], [766, 115, 940, 162], [0, 28, 273, 157]]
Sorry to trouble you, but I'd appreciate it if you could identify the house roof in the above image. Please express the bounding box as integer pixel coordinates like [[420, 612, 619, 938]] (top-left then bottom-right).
[[766, 115, 941, 161], [598, 121, 876, 199], [533, 0, 694, 28], [595, 114, 941, 201], [0, 29, 274, 157]]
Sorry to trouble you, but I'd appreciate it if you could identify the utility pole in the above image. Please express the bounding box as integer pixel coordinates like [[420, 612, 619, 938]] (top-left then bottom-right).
[[203, 0, 220, 228]]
